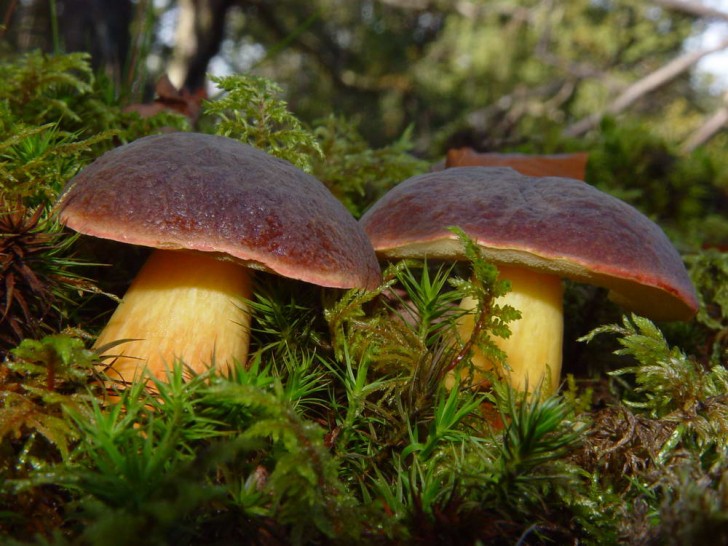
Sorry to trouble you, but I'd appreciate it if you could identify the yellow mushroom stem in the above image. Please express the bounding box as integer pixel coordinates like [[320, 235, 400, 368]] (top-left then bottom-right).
[[95, 248, 253, 384], [456, 264, 564, 395]]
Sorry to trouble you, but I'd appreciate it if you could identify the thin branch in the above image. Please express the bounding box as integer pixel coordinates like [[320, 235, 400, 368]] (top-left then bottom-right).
[[565, 37, 728, 137], [652, 0, 728, 22], [681, 93, 728, 152], [0, 0, 18, 39]]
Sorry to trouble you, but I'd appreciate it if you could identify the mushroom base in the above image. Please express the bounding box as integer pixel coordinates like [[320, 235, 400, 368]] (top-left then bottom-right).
[[95, 249, 253, 385], [456, 265, 564, 395]]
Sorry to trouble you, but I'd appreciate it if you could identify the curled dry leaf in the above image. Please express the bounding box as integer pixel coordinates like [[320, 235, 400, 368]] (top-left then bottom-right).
[[124, 74, 206, 125], [446, 146, 589, 180]]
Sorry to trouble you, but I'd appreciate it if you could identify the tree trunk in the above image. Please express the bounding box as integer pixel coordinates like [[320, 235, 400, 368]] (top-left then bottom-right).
[[3, 0, 133, 85], [167, 0, 236, 92]]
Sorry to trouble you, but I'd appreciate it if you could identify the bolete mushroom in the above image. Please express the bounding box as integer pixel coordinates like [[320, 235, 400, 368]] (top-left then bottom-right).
[[58, 132, 381, 384], [360, 166, 699, 394]]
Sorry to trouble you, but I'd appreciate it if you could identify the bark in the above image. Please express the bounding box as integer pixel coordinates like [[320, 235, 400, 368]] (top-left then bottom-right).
[[167, 0, 236, 92], [3, 0, 132, 84], [60, 0, 133, 83]]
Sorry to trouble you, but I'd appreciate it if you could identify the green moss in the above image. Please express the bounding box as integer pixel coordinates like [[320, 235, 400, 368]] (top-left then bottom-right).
[[202, 73, 323, 172]]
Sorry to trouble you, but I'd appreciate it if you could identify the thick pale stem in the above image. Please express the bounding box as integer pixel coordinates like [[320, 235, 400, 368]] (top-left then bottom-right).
[[457, 265, 564, 394], [95, 249, 253, 384]]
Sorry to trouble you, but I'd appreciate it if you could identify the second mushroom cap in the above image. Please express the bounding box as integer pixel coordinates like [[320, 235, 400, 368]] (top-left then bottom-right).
[[360, 166, 698, 321]]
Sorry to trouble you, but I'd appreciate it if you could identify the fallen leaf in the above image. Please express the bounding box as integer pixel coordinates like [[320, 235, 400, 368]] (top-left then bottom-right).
[[446, 147, 589, 180]]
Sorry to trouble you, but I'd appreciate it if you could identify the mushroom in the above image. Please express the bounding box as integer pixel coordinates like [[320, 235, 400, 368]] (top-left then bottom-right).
[[58, 132, 381, 384], [359, 166, 699, 394]]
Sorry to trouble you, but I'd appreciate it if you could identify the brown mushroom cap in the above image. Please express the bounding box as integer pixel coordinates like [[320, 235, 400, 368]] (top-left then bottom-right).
[[360, 167, 698, 321], [59, 132, 381, 290]]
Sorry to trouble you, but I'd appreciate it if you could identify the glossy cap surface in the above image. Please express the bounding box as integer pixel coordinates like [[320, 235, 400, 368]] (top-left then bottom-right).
[[360, 167, 698, 320], [59, 132, 381, 290]]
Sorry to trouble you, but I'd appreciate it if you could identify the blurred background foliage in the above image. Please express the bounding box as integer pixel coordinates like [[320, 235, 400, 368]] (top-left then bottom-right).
[[3, 0, 727, 237], [0, 0, 725, 148]]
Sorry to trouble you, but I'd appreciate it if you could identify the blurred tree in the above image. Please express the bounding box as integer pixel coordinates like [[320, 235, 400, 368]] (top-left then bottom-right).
[[2, 0, 726, 153], [1, 0, 133, 87], [167, 0, 236, 92], [159, 0, 725, 152]]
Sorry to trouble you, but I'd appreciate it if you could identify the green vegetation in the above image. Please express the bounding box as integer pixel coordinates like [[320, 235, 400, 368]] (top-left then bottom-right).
[[202, 74, 323, 173], [0, 43, 727, 546]]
